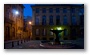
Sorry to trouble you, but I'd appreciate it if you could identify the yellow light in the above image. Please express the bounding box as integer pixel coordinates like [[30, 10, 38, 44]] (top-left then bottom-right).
[[57, 27, 62, 30], [29, 21, 32, 24]]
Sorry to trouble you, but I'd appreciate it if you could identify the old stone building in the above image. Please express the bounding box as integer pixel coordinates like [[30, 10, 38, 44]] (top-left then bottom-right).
[[4, 4, 24, 41], [31, 4, 84, 40]]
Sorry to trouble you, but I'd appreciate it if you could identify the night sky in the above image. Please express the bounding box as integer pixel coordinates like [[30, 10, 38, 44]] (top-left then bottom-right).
[[23, 4, 34, 17]]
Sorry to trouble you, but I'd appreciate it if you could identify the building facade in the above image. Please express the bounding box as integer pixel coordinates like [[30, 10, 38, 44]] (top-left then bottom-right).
[[31, 4, 84, 40], [4, 4, 24, 41]]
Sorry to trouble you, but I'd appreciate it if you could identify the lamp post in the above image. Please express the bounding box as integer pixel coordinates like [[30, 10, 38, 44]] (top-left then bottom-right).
[[28, 21, 32, 40]]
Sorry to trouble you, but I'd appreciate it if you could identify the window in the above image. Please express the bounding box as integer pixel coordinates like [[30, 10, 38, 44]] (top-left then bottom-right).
[[63, 8, 67, 13], [42, 15, 46, 25], [56, 15, 60, 25], [42, 8, 46, 13], [72, 16, 77, 25], [71, 8, 75, 13], [63, 16, 68, 25], [35, 16, 39, 25], [79, 8, 84, 15], [49, 8, 53, 13], [36, 8, 39, 13], [42, 29, 46, 36], [56, 8, 60, 13], [35, 29, 39, 35], [49, 15, 54, 25]]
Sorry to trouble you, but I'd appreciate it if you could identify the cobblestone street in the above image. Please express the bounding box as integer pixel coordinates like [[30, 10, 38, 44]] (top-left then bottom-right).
[[4, 38, 84, 49]]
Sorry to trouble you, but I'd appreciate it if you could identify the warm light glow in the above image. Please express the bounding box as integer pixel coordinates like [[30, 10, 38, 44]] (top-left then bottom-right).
[[57, 27, 62, 30], [29, 21, 32, 25]]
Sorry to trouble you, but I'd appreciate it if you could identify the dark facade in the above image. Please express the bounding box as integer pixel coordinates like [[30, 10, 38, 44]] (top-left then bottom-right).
[[31, 4, 84, 40]]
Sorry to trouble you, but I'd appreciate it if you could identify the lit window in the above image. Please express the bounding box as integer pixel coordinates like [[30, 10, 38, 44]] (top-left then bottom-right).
[[49, 15, 54, 25], [42, 15, 46, 25], [49, 8, 53, 13]]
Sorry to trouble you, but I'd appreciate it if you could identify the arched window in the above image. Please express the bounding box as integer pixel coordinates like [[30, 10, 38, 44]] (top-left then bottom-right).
[[63, 16, 68, 25], [42, 15, 46, 25], [56, 15, 60, 25], [72, 16, 77, 25], [49, 15, 54, 25]]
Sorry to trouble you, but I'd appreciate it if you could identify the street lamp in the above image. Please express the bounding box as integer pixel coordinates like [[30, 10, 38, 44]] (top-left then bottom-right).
[[29, 21, 32, 25], [12, 9, 19, 16], [12, 9, 19, 39], [28, 21, 32, 40], [15, 11, 19, 15]]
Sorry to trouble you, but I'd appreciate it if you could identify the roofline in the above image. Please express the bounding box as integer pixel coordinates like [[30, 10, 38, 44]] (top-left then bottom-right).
[[31, 4, 84, 8]]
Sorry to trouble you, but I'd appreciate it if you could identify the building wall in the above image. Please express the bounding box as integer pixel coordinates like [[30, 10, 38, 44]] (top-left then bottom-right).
[[31, 5, 84, 40], [4, 4, 24, 41]]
